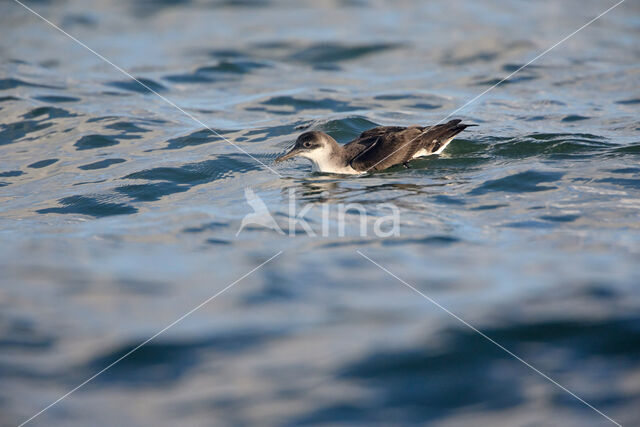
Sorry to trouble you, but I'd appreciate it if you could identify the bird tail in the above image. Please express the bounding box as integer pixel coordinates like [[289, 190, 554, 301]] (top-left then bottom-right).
[[424, 119, 477, 154], [431, 119, 477, 137]]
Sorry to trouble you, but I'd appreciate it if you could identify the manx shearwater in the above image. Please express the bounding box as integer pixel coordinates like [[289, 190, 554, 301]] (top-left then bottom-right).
[[275, 119, 476, 174]]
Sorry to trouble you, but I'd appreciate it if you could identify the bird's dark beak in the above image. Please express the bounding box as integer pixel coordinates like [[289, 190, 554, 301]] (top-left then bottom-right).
[[275, 146, 303, 163]]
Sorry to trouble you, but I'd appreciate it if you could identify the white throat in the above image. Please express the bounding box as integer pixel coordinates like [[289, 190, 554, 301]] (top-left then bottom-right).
[[300, 148, 360, 175]]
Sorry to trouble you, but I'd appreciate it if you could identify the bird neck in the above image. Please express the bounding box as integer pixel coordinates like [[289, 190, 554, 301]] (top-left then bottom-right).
[[304, 139, 358, 174], [324, 136, 345, 160]]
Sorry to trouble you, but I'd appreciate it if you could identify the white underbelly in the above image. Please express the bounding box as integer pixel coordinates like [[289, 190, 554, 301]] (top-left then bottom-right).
[[311, 162, 362, 175]]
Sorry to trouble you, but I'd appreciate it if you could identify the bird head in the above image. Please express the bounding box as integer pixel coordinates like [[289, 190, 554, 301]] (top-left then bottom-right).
[[275, 131, 336, 163]]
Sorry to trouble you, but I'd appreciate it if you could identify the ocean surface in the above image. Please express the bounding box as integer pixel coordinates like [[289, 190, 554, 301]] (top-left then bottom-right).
[[1, 0, 639, 425]]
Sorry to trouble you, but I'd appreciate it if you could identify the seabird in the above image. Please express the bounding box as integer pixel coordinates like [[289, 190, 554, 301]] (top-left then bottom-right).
[[275, 119, 476, 174]]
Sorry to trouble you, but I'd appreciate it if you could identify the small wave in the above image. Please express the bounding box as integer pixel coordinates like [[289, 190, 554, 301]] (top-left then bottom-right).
[[561, 114, 590, 122], [78, 158, 127, 170], [22, 106, 75, 120], [163, 128, 232, 150], [34, 95, 80, 103], [489, 134, 610, 159], [74, 134, 121, 150], [0, 121, 52, 146], [410, 102, 442, 110], [0, 95, 21, 103], [260, 96, 360, 113], [79, 329, 278, 386], [105, 77, 167, 94], [611, 143, 640, 154], [196, 60, 268, 74], [0, 78, 60, 90], [115, 182, 189, 202], [104, 121, 151, 133], [289, 42, 401, 64], [123, 154, 260, 185], [0, 170, 23, 177], [469, 170, 563, 195], [37, 195, 138, 217], [27, 159, 58, 169], [615, 98, 640, 105]]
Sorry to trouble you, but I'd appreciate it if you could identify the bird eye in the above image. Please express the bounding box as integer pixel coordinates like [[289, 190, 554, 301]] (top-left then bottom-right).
[[303, 141, 311, 148]]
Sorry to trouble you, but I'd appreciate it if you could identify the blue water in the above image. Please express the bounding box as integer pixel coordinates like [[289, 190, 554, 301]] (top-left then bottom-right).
[[1, 0, 640, 425]]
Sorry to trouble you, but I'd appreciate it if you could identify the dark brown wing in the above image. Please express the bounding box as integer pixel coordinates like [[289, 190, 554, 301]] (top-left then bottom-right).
[[358, 126, 408, 139], [348, 120, 475, 172], [348, 127, 425, 172]]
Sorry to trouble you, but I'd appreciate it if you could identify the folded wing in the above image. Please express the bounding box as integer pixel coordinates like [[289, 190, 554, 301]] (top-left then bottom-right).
[[349, 120, 474, 172]]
